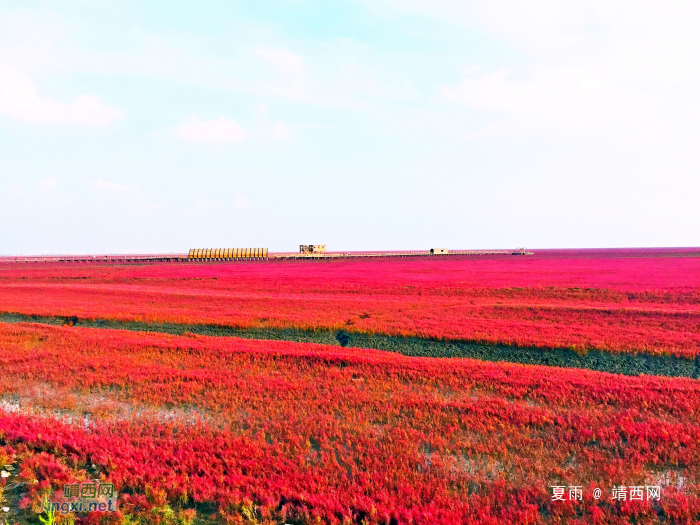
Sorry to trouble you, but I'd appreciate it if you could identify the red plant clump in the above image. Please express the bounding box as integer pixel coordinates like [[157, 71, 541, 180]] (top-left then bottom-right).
[[1, 323, 699, 524], [1, 249, 700, 356]]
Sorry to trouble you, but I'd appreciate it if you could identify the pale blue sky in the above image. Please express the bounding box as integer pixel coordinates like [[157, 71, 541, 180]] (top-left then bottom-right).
[[1, 1, 699, 254]]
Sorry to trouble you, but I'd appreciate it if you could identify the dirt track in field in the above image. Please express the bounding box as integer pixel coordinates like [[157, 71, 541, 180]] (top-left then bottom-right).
[[1, 312, 698, 379]]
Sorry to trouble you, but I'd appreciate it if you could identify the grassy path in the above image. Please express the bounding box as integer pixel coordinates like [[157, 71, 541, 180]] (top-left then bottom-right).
[[1, 311, 698, 379]]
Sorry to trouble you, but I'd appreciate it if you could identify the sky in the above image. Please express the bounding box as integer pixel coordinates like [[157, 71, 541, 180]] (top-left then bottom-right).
[[1, 0, 699, 254]]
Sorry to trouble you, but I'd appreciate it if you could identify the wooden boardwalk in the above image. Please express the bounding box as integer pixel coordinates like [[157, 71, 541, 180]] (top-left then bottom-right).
[[0, 254, 189, 264], [0, 250, 531, 264], [268, 250, 527, 260]]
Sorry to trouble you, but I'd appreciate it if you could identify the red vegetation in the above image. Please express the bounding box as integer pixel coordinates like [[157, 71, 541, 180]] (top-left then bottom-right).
[[1, 249, 700, 356], [1, 323, 699, 524]]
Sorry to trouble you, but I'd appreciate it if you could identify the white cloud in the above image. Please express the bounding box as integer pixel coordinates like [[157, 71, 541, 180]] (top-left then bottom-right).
[[271, 121, 291, 140], [254, 48, 318, 104], [442, 67, 659, 132], [371, 0, 602, 56], [0, 68, 121, 126], [415, 1, 700, 143], [38, 177, 58, 192], [256, 48, 303, 74], [89, 180, 158, 210], [178, 117, 250, 144], [193, 197, 220, 211], [233, 194, 249, 210]]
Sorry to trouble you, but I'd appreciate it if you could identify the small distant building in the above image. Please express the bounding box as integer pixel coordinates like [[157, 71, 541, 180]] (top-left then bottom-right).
[[430, 248, 449, 255], [300, 245, 326, 254]]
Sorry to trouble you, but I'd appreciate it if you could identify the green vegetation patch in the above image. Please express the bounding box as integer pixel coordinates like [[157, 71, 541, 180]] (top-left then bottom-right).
[[0, 312, 697, 379]]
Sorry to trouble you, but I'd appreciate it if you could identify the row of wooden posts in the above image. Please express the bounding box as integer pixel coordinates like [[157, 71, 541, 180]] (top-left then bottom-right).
[[188, 248, 268, 260]]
